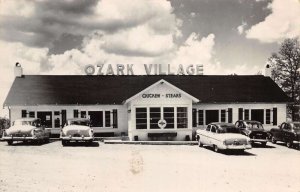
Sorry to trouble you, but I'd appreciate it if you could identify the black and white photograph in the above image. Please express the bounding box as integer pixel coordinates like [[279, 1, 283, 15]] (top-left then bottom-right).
[[0, 0, 299, 191]]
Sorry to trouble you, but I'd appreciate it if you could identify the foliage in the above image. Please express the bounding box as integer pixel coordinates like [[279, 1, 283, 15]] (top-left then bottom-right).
[[268, 38, 300, 121]]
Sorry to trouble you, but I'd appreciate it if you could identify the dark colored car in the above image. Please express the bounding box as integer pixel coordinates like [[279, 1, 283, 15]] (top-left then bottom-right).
[[235, 120, 268, 147], [269, 122, 300, 148]]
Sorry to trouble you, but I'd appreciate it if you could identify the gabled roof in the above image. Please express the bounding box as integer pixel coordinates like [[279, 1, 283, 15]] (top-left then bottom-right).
[[3, 75, 291, 106], [124, 79, 199, 104]]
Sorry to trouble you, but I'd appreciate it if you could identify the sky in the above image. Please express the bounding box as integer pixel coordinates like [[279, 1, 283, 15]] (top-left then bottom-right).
[[0, 0, 300, 117]]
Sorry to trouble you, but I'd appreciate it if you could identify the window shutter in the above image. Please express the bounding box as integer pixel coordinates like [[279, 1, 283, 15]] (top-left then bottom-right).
[[228, 108, 232, 123], [238, 108, 243, 120], [21, 110, 27, 118], [244, 109, 249, 120], [73, 110, 78, 118], [61, 110, 67, 127], [273, 108, 277, 125], [112, 109, 118, 128], [192, 108, 197, 127]]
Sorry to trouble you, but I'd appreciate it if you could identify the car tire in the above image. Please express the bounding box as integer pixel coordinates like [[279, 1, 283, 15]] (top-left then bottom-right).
[[286, 141, 293, 148], [7, 140, 13, 145], [261, 142, 267, 147], [213, 145, 219, 153], [62, 140, 68, 146], [271, 136, 277, 144], [198, 138, 203, 147]]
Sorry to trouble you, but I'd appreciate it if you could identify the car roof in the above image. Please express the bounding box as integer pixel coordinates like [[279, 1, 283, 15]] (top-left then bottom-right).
[[15, 118, 40, 121], [210, 122, 235, 126], [242, 120, 262, 124]]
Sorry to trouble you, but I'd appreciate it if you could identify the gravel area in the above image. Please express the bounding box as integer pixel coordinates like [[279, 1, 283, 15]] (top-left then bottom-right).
[[0, 141, 300, 192]]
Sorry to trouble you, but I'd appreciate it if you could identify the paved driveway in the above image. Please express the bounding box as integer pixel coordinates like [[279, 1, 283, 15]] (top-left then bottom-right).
[[0, 141, 299, 192]]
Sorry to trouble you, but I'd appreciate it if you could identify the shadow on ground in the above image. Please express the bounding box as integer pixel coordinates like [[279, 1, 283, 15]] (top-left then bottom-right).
[[62, 141, 100, 147]]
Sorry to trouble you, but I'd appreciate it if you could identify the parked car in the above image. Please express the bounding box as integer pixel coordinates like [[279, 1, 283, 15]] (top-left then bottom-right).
[[196, 122, 252, 153], [235, 120, 268, 147], [60, 118, 94, 146], [2, 118, 50, 145], [269, 122, 300, 148]]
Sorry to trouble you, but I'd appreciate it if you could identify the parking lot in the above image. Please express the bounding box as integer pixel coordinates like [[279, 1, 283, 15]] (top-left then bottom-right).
[[0, 141, 300, 192]]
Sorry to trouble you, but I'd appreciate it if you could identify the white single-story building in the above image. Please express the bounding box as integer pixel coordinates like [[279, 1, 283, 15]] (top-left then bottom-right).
[[3, 65, 291, 140]]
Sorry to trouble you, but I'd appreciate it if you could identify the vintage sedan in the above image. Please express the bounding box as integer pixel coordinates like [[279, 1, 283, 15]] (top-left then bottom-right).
[[196, 122, 252, 153], [60, 118, 94, 146], [269, 122, 300, 148], [2, 118, 50, 145], [235, 120, 268, 147]]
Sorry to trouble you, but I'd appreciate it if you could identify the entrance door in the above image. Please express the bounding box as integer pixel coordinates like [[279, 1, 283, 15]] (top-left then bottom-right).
[[251, 109, 264, 124], [88, 111, 103, 127], [37, 112, 52, 128]]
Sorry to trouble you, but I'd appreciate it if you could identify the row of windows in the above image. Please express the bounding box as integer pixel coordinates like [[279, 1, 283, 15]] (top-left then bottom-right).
[[136, 107, 188, 129], [192, 108, 278, 126], [21, 109, 118, 128]]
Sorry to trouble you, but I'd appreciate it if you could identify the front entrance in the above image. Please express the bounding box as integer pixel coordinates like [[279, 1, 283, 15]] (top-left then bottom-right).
[[37, 111, 52, 128]]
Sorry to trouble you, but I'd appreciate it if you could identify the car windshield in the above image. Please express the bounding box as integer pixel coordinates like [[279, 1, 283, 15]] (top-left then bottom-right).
[[246, 122, 263, 129], [13, 120, 34, 126], [218, 125, 241, 133], [293, 123, 300, 130], [68, 120, 90, 126]]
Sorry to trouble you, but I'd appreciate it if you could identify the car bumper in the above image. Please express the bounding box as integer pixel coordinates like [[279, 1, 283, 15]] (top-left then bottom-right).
[[61, 136, 94, 141], [250, 139, 267, 143], [2, 136, 42, 141], [292, 140, 300, 144], [220, 144, 252, 150]]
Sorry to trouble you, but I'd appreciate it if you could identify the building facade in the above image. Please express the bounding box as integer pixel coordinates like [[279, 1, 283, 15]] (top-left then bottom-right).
[[3, 66, 290, 140]]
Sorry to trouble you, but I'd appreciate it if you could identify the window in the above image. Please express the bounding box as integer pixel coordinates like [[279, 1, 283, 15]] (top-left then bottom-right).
[[205, 110, 219, 125], [88, 111, 103, 127], [206, 125, 211, 131], [244, 110, 249, 120], [54, 118, 60, 128], [29, 111, 35, 118], [211, 126, 216, 133], [198, 110, 204, 125], [136, 108, 147, 129], [112, 109, 118, 128], [251, 109, 264, 124], [22, 110, 27, 118], [81, 111, 86, 118], [163, 107, 174, 129], [54, 111, 60, 116], [266, 109, 271, 124], [177, 107, 188, 128], [150, 107, 161, 129], [221, 110, 226, 122], [192, 109, 197, 127], [105, 111, 111, 127]]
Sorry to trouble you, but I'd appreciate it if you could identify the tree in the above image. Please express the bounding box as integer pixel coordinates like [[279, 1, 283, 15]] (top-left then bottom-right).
[[0, 117, 10, 137], [268, 38, 300, 121]]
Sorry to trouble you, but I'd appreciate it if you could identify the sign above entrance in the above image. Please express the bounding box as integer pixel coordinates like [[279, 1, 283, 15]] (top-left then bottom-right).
[[84, 64, 203, 75], [142, 93, 181, 99]]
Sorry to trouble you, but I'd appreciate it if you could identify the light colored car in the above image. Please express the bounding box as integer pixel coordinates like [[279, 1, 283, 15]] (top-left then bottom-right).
[[196, 122, 252, 153], [60, 118, 94, 146], [2, 118, 50, 145]]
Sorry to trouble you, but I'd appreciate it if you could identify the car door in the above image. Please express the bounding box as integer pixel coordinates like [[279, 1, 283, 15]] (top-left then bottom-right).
[[282, 123, 293, 142], [209, 125, 217, 146], [201, 125, 211, 145]]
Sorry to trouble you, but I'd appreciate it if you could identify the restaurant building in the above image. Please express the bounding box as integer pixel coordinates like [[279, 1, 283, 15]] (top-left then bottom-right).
[[3, 65, 291, 140]]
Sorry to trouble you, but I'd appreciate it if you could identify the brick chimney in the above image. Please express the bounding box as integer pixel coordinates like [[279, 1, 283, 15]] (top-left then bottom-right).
[[14, 62, 23, 77]]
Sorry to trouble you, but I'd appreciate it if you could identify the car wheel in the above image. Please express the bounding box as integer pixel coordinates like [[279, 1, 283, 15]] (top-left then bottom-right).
[[7, 140, 13, 145], [62, 140, 68, 146], [267, 133, 272, 140], [286, 141, 293, 148], [213, 145, 219, 153], [198, 138, 203, 147], [271, 136, 277, 144], [261, 142, 267, 147]]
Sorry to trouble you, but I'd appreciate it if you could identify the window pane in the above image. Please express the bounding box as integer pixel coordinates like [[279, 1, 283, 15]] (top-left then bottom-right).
[[136, 108, 147, 129], [244, 110, 249, 120], [150, 107, 160, 129], [177, 107, 188, 128], [164, 107, 174, 129], [221, 110, 226, 122], [266, 109, 271, 124]]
